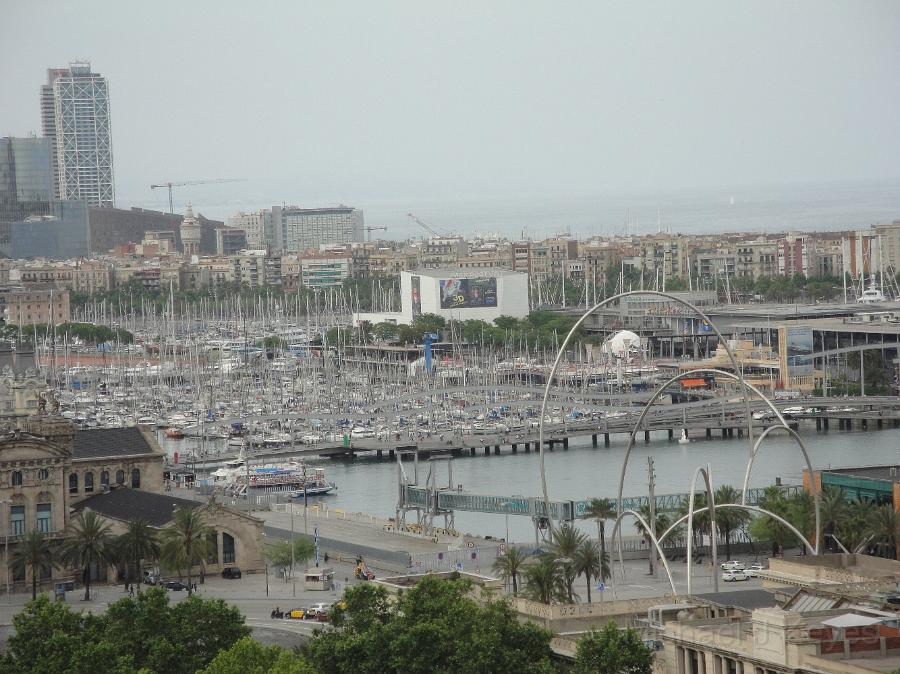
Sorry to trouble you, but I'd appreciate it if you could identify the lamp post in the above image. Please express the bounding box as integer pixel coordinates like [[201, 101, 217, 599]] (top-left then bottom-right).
[[1, 499, 10, 603], [500, 501, 512, 545]]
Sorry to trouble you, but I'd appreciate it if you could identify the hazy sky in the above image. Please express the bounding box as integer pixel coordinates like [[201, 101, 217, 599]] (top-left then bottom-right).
[[2, 1, 899, 223]]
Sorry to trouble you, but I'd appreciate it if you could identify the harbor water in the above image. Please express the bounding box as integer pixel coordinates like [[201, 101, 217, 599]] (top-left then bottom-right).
[[161, 427, 900, 544]]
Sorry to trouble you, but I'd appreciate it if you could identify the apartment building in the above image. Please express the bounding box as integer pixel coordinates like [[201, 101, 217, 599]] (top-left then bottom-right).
[[0, 286, 70, 325], [778, 234, 816, 276], [419, 237, 467, 268], [734, 238, 778, 280], [530, 238, 577, 279], [231, 251, 282, 288], [299, 255, 352, 289], [874, 219, 900, 273]]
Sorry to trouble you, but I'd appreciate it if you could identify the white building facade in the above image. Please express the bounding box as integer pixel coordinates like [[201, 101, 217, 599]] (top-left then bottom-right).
[[41, 62, 115, 207], [226, 210, 272, 249]]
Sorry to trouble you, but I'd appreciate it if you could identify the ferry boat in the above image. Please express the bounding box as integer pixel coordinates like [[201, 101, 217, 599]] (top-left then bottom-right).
[[211, 456, 336, 497], [858, 283, 886, 304]]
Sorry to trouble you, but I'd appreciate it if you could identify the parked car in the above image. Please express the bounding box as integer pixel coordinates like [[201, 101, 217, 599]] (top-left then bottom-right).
[[221, 567, 242, 579], [722, 570, 750, 582], [305, 602, 332, 619], [164, 580, 188, 591], [288, 607, 308, 620], [746, 563, 765, 576], [143, 571, 161, 586], [720, 560, 745, 571]]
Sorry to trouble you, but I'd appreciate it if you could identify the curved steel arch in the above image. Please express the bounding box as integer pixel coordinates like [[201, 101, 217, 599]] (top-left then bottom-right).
[[740, 424, 821, 554], [659, 503, 818, 557], [685, 465, 718, 595], [610, 508, 679, 597], [538, 291, 755, 532], [614, 368, 788, 527]]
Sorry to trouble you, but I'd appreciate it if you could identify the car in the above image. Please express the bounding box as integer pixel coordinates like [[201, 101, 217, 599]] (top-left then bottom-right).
[[720, 560, 745, 571], [163, 580, 187, 591], [722, 570, 750, 582], [221, 567, 242, 579], [746, 563, 765, 576], [287, 607, 308, 620], [305, 602, 332, 619]]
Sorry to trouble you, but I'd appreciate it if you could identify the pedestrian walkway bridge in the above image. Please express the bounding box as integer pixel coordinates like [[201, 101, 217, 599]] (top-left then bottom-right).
[[399, 484, 803, 522]]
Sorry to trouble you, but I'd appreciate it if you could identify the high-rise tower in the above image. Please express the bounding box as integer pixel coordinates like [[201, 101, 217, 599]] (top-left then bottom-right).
[[40, 62, 115, 207]]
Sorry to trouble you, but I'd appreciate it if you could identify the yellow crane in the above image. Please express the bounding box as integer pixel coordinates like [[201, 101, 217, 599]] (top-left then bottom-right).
[[150, 178, 246, 215]]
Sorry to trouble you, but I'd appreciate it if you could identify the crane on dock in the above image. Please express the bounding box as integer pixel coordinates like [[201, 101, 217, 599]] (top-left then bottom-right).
[[150, 178, 246, 215]]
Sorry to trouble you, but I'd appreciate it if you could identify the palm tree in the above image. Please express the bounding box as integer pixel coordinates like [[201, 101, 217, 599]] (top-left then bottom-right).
[[61, 511, 114, 601], [161, 507, 210, 595], [117, 519, 160, 590], [548, 524, 587, 602], [10, 530, 53, 600], [868, 504, 900, 560], [636, 504, 671, 575], [522, 555, 567, 605], [819, 487, 846, 551], [714, 485, 749, 561], [572, 539, 608, 604], [492, 545, 528, 595], [581, 498, 616, 582]]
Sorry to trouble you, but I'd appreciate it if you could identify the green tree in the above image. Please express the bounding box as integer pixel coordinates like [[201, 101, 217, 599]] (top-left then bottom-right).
[[9, 529, 54, 601], [572, 539, 608, 604], [714, 485, 750, 561], [492, 545, 528, 595], [820, 486, 846, 551], [265, 538, 315, 580], [581, 498, 616, 582], [116, 518, 160, 589], [522, 555, 567, 605], [372, 322, 399, 341], [61, 511, 114, 601], [160, 507, 211, 595], [868, 503, 900, 560], [306, 575, 557, 674], [201, 636, 314, 674], [572, 620, 653, 674], [547, 524, 587, 602]]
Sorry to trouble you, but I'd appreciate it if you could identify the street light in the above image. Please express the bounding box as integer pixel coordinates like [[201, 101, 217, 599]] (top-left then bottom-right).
[[0, 499, 10, 603]]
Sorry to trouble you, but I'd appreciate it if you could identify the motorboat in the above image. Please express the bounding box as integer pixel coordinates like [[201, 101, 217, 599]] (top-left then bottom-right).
[[678, 428, 690, 445]]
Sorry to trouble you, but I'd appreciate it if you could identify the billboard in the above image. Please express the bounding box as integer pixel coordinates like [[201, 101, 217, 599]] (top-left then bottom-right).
[[779, 325, 814, 377], [439, 277, 498, 309], [411, 275, 421, 318]]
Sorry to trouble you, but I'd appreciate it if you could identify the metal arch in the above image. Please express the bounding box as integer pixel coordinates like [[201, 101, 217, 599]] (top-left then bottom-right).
[[614, 368, 787, 539], [686, 465, 718, 595], [538, 291, 755, 533], [739, 424, 821, 554], [659, 503, 818, 557], [610, 508, 679, 598]]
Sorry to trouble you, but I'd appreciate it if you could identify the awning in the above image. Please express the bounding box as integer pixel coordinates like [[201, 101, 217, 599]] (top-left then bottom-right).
[[681, 378, 707, 388], [821, 614, 884, 628]]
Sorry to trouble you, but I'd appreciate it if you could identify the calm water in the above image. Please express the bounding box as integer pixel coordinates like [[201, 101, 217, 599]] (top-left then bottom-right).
[[163, 427, 900, 543]]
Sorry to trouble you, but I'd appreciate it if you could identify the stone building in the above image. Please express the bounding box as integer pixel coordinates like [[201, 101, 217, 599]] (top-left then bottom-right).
[[0, 411, 264, 591]]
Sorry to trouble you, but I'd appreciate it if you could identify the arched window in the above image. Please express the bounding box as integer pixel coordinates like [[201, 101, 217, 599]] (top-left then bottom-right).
[[100, 471, 109, 489], [69, 473, 78, 494], [11, 471, 22, 487], [222, 533, 236, 564], [131, 468, 140, 489], [206, 532, 218, 565], [115, 470, 125, 485], [84, 472, 94, 493]]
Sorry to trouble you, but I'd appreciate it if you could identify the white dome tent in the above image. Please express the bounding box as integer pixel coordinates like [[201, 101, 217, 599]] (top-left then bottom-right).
[[600, 330, 642, 363]]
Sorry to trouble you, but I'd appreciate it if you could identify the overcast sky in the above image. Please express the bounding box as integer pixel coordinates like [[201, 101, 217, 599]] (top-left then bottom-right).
[[2, 1, 899, 221]]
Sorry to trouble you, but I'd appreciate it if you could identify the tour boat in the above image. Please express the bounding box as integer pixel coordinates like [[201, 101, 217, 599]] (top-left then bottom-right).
[[165, 427, 185, 439]]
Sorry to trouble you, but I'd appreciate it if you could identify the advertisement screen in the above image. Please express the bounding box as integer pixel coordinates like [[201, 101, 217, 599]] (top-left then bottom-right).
[[411, 276, 421, 318], [439, 277, 498, 309], [784, 326, 813, 375]]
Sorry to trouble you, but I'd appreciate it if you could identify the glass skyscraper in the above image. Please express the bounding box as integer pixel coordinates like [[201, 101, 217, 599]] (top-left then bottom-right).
[[40, 62, 115, 207], [0, 137, 54, 225]]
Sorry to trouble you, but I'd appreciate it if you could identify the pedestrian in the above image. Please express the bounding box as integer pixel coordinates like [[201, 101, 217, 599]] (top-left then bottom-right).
[[129, 586, 135, 598]]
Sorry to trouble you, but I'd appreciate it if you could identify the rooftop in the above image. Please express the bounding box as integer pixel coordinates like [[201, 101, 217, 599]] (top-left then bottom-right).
[[692, 589, 780, 612], [73, 427, 160, 460], [823, 464, 900, 482], [409, 267, 525, 279], [74, 488, 198, 527]]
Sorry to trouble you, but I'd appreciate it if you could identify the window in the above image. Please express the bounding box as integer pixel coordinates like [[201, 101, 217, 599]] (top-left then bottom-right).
[[131, 468, 140, 489], [37, 503, 51, 533], [206, 532, 218, 565], [38, 468, 49, 480], [69, 473, 78, 494], [101, 471, 109, 489], [222, 533, 236, 564], [84, 472, 94, 493], [10, 505, 24, 536], [115, 470, 125, 485], [11, 471, 22, 487]]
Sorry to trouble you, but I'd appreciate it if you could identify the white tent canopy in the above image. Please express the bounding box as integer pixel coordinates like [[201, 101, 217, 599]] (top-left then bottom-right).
[[601, 330, 641, 360], [821, 613, 883, 628]]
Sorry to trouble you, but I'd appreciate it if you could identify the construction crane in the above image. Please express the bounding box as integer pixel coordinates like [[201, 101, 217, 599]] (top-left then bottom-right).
[[407, 212, 447, 238], [150, 178, 246, 215], [365, 226, 387, 242]]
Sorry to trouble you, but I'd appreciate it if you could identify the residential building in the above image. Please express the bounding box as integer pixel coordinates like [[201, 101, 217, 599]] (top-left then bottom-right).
[[300, 255, 352, 288], [778, 234, 816, 276], [842, 230, 881, 280], [419, 237, 467, 268], [226, 210, 272, 249], [0, 286, 70, 324], [271, 205, 364, 251], [735, 238, 778, 280], [41, 63, 114, 207], [231, 251, 281, 288], [530, 238, 577, 279], [511, 241, 531, 275], [874, 219, 900, 273], [197, 257, 233, 288]]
